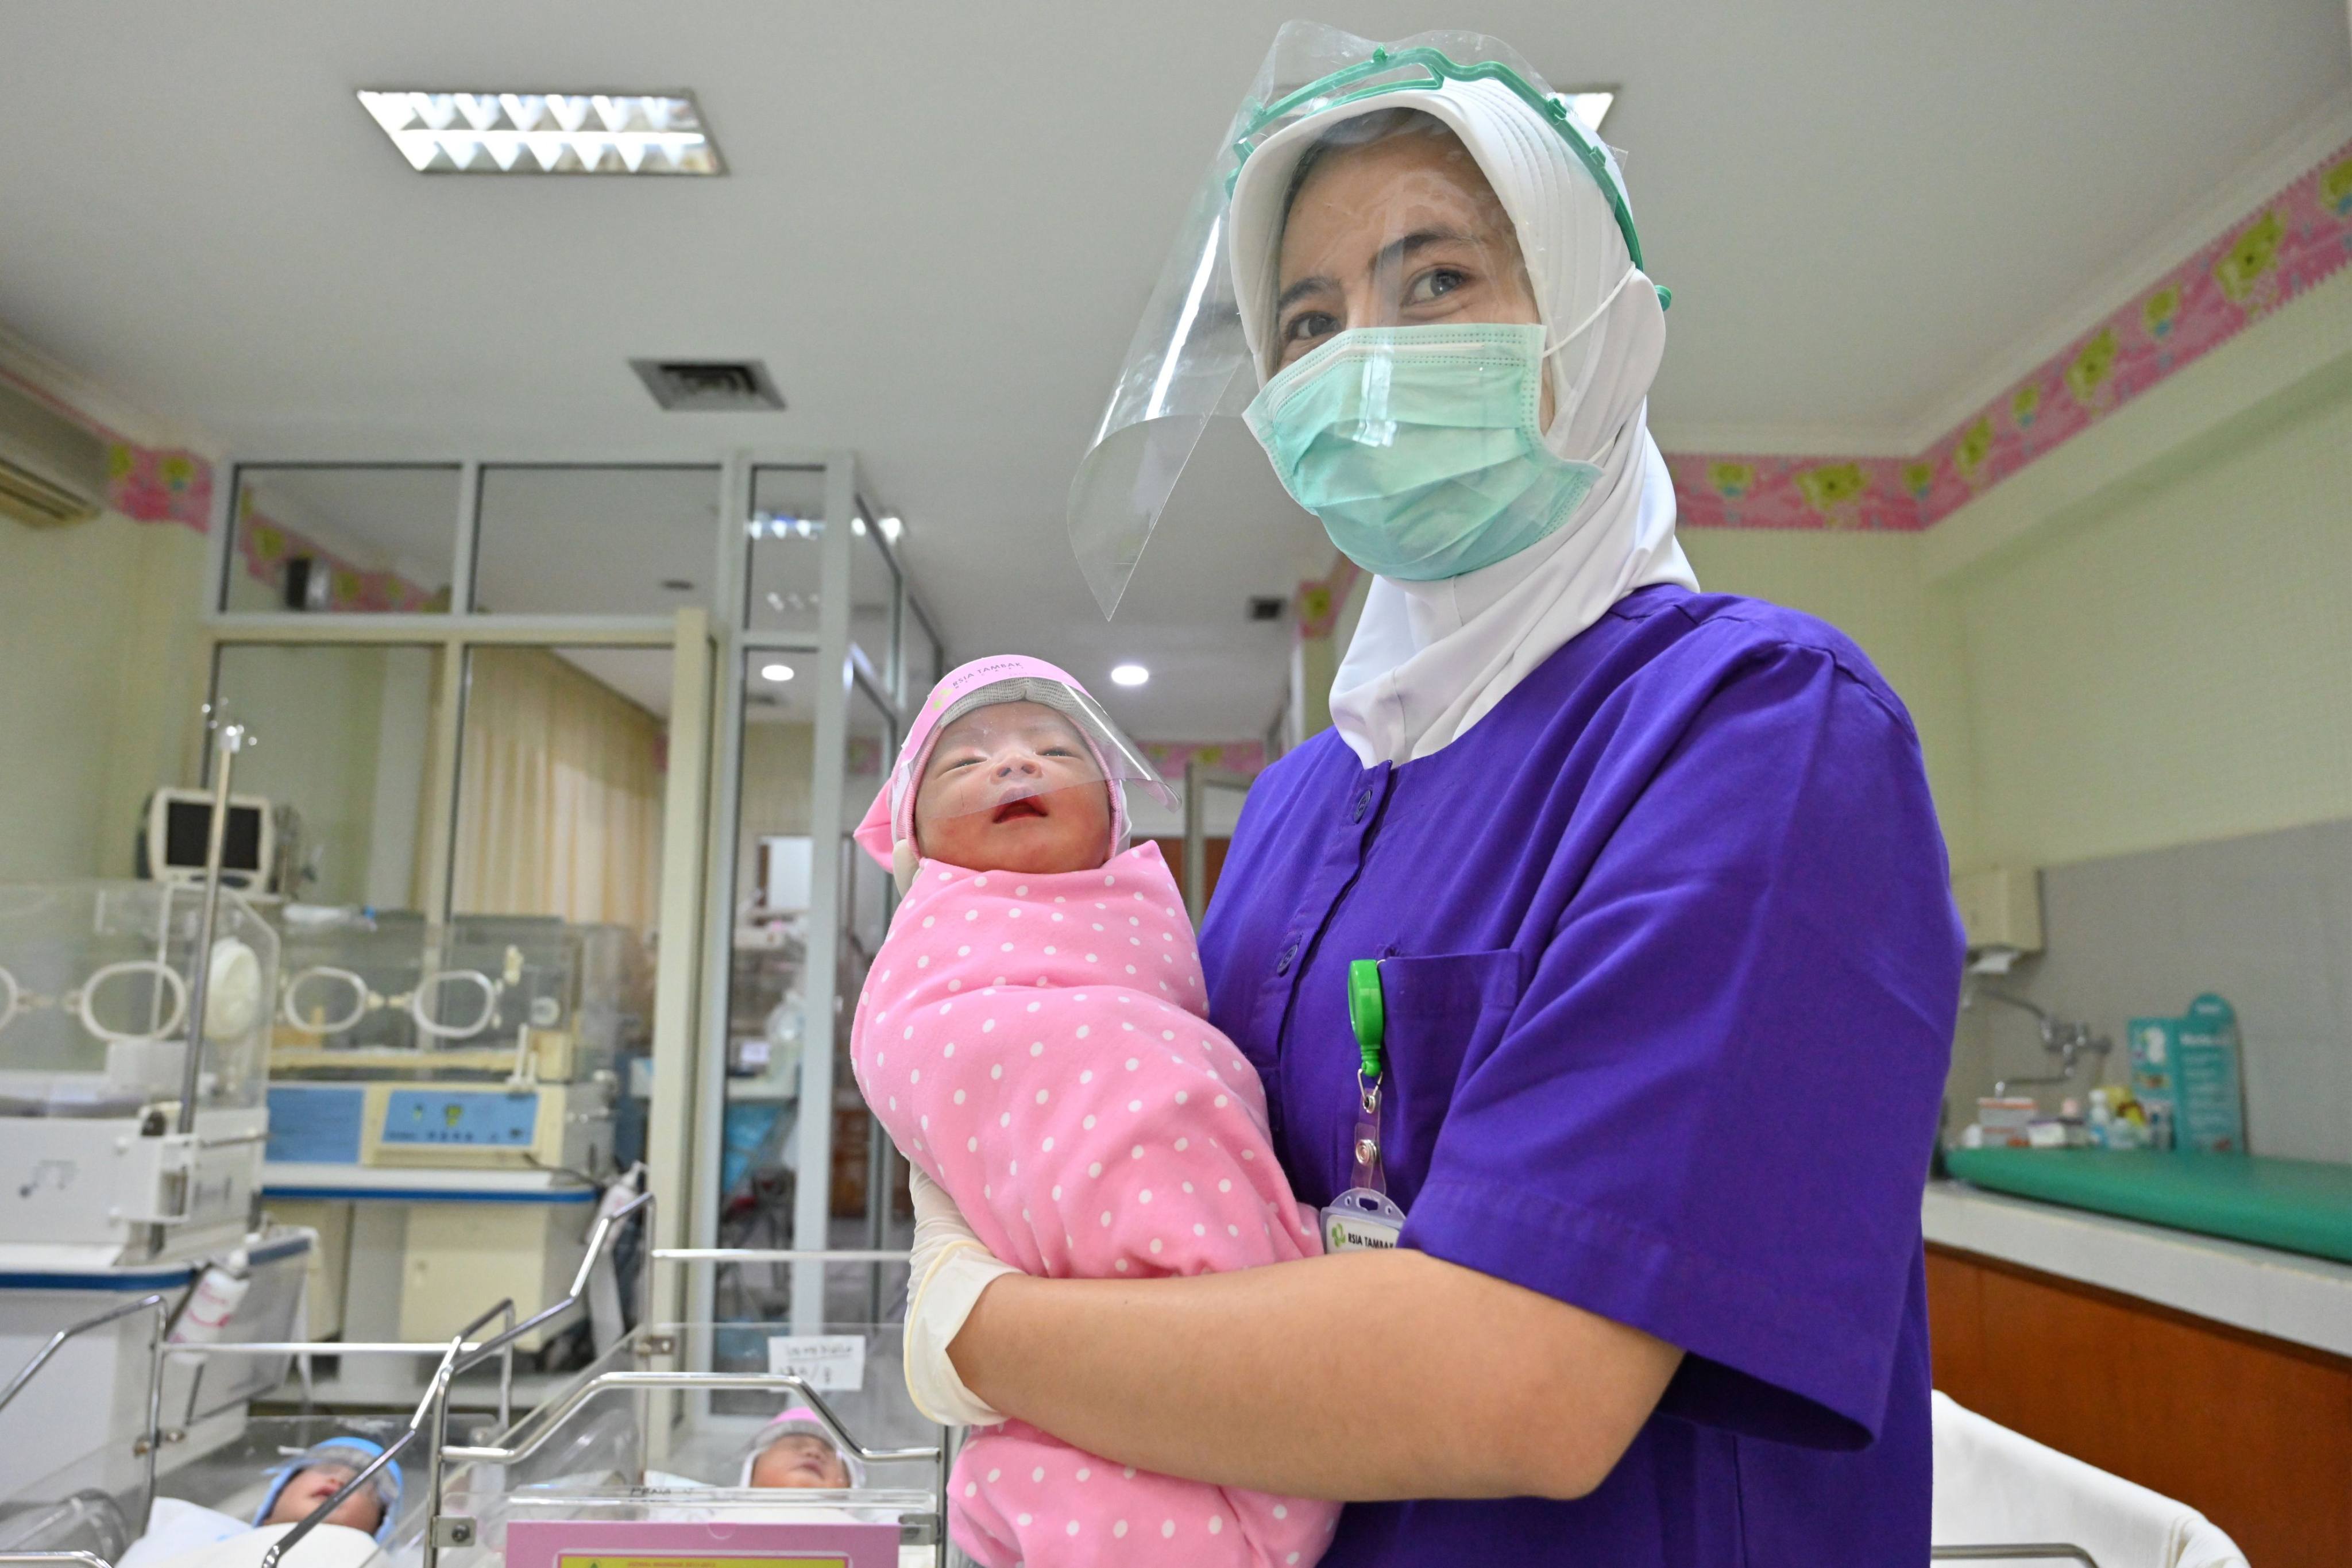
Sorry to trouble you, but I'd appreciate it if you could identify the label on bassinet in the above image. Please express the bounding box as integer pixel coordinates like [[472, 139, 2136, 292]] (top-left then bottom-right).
[[767, 1333, 867, 1391], [513, 1519, 895, 1568]]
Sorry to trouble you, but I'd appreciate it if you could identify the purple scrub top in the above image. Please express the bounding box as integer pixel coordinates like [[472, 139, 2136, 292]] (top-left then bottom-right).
[[1199, 586, 1963, 1566]]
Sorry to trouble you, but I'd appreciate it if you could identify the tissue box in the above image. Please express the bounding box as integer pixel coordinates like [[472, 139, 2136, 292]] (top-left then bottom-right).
[[2130, 994, 2243, 1154], [1974, 1096, 2037, 1148]]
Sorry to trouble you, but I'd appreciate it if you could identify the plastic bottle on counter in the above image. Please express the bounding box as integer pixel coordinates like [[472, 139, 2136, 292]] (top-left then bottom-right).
[[168, 1265, 249, 1343]]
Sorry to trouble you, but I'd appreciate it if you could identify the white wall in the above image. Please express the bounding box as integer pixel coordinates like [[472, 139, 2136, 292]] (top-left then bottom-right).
[[213, 643, 407, 905], [1687, 267, 2352, 1142], [0, 511, 207, 879], [1680, 530, 1981, 868]]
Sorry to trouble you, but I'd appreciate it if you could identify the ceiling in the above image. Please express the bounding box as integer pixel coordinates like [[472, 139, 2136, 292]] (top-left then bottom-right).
[[5, 2, 2347, 736]]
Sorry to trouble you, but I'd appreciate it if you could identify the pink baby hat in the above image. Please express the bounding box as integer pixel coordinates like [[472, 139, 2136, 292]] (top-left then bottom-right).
[[738, 1405, 867, 1487], [852, 655, 1171, 876]]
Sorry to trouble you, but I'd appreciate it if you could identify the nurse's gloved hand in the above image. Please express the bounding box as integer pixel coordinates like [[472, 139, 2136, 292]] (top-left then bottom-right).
[[904, 1164, 1018, 1428]]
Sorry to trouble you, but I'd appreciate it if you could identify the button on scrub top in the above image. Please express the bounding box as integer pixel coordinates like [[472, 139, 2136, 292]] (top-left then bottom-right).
[[1199, 585, 1965, 1567]]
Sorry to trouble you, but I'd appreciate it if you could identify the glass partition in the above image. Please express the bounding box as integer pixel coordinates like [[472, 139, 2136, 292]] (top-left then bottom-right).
[[841, 676, 893, 980], [715, 648, 818, 1318], [223, 465, 460, 613], [709, 646, 912, 1321], [451, 646, 673, 930], [210, 643, 438, 906], [196, 449, 732, 1403], [472, 465, 719, 616], [839, 675, 903, 1296], [900, 599, 944, 710], [849, 512, 898, 691], [744, 465, 828, 635]]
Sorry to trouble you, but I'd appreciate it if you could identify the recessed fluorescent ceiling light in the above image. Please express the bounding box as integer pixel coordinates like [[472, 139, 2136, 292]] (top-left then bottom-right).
[[357, 91, 724, 175], [1110, 664, 1149, 687], [760, 663, 796, 682]]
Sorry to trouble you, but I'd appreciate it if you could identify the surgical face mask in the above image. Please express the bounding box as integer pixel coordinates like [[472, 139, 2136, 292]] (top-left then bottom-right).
[[1243, 318, 1602, 582]]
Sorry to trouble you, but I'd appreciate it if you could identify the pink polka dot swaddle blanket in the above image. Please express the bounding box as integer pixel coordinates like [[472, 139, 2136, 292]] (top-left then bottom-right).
[[850, 843, 1338, 1567]]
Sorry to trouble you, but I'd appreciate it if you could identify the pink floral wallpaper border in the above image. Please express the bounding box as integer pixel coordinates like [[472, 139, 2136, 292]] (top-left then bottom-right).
[[106, 439, 214, 531], [1671, 136, 2352, 531], [22, 132, 2352, 631], [1293, 556, 1366, 640], [229, 485, 441, 613], [0, 366, 214, 532], [0, 366, 436, 611]]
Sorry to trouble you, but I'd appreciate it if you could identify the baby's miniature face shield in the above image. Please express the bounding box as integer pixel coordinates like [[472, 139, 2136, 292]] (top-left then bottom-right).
[[855, 663, 1175, 885], [909, 697, 1164, 876], [254, 1438, 403, 1544], [739, 1410, 866, 1488]]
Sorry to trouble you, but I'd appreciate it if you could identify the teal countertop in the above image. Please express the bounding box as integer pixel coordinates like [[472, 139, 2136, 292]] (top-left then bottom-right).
[[1941, 1148, 2352, 1266]]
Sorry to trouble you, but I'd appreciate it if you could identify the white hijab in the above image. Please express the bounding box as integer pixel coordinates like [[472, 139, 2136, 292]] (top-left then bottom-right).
[[1230, 78, 1697, 766]]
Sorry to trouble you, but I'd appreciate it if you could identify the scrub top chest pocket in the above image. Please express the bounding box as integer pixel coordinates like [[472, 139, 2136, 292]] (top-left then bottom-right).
[[1349, 948, 1524, 1216]]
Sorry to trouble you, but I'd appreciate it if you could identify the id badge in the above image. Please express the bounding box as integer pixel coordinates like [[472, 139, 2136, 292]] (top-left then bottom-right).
[[1320, 1187, 1407, 1252]]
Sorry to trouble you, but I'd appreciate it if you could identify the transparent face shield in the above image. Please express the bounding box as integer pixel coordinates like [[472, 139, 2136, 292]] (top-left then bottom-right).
[[739, 1413, 866, 1489], [1065, 22, 1656, 616], [256, 1440, 403, 1543], [902, 685, 1173, 876]]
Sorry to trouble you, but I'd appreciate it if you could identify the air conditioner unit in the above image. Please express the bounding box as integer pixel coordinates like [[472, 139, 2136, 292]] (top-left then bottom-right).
[[0, 377, 107, 528]]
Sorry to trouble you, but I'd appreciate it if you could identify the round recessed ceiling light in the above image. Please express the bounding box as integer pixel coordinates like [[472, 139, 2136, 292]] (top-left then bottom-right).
[[1110, 663, 1149, 687], [760, 662, 796, 682]]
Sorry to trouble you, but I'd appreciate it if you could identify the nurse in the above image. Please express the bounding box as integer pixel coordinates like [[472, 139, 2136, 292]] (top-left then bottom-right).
[[906, 26, 1963, 1564]]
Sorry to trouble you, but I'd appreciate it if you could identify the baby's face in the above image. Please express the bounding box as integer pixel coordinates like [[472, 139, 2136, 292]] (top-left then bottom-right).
[[265, 1464, 385, 1535], [749, 1434, 852, 1489], [914, 702, 1113, 875]]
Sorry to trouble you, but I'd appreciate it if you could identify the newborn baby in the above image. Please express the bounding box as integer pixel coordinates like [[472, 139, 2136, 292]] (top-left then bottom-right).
[[254, 1438, 398, 1542], [741, 1407, 862, 1490], [118, 1438, 399, 1568], [849, 657, 1336, 1568]]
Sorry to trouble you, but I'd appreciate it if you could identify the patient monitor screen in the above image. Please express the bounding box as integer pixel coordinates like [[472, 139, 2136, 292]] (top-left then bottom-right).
[[165, 798, 264, 875]]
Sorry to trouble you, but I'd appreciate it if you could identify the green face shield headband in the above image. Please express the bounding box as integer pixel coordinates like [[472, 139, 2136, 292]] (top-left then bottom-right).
[[1229, 47, 1667, 314]]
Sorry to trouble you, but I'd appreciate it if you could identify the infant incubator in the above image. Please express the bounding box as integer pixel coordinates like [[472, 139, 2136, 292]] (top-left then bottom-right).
[[0, 881, 312, 1501]]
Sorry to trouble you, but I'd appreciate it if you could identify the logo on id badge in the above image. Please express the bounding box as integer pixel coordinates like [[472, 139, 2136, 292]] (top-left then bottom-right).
[[1320, 1187, 1406, 1252]]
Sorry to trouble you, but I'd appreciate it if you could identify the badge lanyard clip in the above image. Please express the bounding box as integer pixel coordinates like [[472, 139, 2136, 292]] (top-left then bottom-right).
[[1323, 959, 1407, 1252], [1349, 958, 1388, 1194]]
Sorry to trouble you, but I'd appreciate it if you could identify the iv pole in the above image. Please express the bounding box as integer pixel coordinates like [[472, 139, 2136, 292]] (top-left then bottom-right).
[[174, 722, 250, 1137]]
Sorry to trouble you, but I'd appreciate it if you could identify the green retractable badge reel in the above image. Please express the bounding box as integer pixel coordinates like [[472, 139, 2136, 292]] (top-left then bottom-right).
[[1320, 959, 1409, 1251]]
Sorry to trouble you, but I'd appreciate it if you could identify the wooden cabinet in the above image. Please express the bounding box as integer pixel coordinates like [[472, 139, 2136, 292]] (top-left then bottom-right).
[[1928, 1243, 2352, 1568]]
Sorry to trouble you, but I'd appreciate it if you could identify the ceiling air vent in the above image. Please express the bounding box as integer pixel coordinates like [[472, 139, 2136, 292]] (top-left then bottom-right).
[[630, 358, 785, 412], [0, 379, 106, 528]]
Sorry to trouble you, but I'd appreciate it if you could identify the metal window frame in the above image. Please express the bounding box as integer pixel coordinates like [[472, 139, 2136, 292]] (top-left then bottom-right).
[[696, 455, 941, 1339], [198, 444, 937, 1359]]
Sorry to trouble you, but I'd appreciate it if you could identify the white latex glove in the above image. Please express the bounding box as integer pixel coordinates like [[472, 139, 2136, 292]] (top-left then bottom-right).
[[904, 1163, 1019, 1428]]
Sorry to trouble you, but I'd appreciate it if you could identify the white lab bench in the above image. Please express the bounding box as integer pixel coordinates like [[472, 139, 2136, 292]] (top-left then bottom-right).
[[1923, 1177, 2352, 1359]]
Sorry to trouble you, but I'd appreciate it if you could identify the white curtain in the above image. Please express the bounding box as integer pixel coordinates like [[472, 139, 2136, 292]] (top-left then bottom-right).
[[451, 647, 663, 930]]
